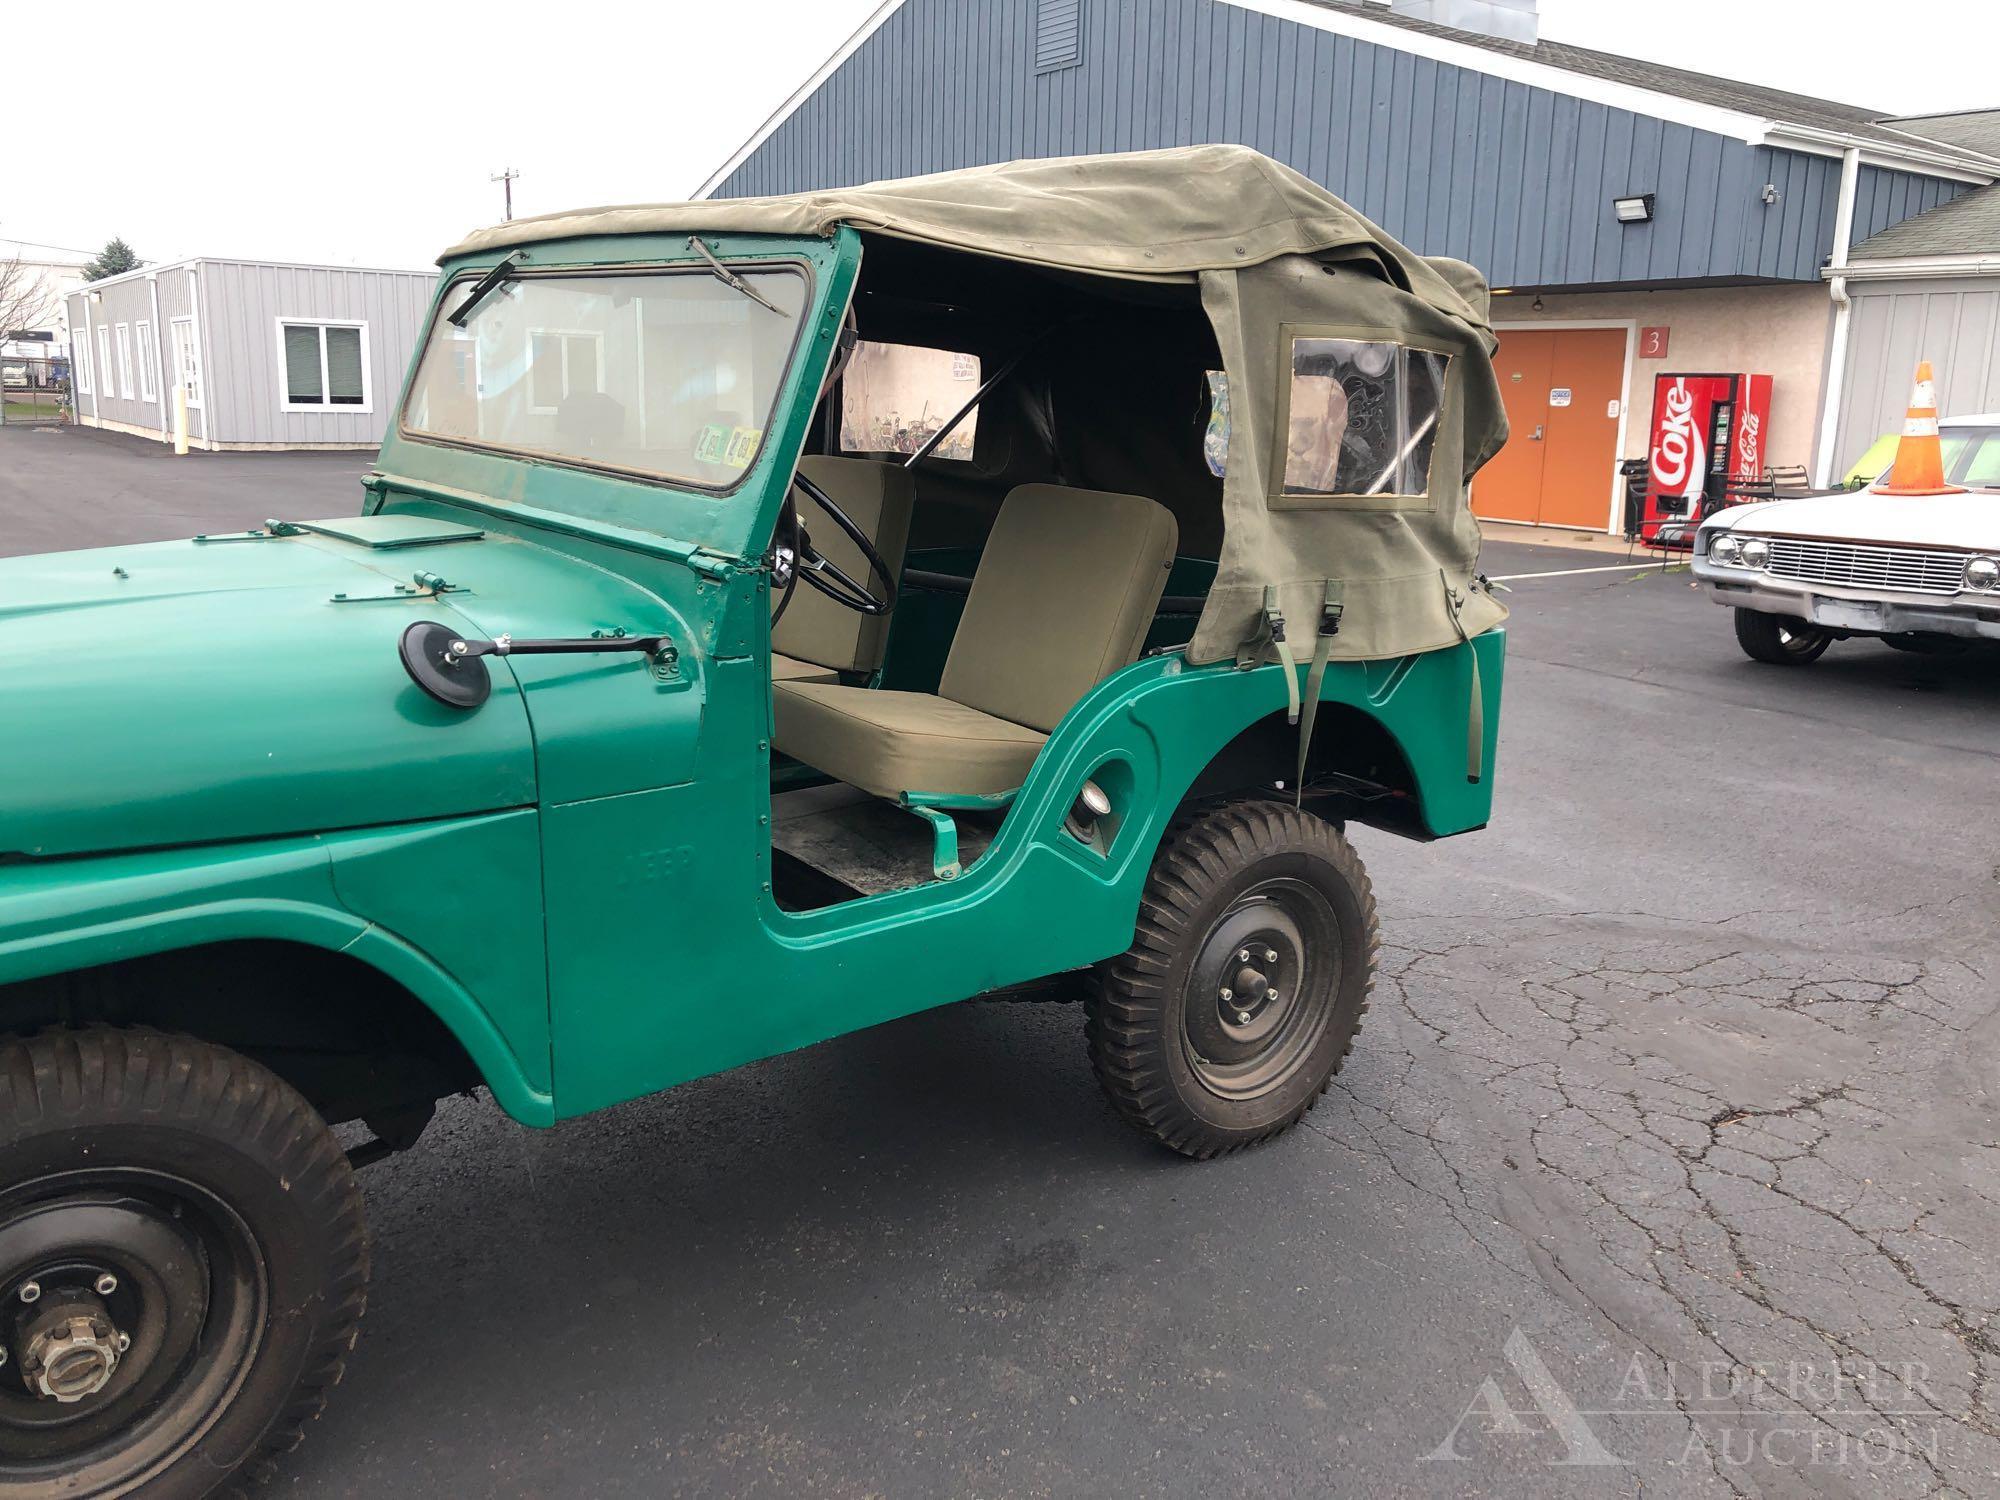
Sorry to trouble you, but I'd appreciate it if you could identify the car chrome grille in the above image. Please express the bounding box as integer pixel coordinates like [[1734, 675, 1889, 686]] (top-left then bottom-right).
[[1761, 537, 1968, 595]]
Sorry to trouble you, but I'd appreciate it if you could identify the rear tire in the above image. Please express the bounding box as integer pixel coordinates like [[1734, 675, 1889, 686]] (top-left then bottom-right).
[[0, 1029, 367, 1499], [1086, 798, 1377, 1159], [1734, 608, 1831, 665]]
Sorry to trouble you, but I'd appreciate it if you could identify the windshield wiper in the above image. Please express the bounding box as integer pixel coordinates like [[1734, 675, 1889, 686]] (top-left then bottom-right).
[[687, 236, 783, 315], [448, 251, 523, 328]]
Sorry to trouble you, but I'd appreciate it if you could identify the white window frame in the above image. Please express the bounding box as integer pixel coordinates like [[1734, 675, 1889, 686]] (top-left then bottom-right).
[[114, 323, 135, 400], [274, 317, 372, 414], [525, 327, 605, 416], [97, 326, 115, 403], [136, 320, 157, 401], [73, 325, 92, 395], [170, 316, 203, 408]]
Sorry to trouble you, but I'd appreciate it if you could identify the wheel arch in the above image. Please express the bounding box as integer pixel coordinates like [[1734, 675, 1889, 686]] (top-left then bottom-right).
[[0, 903, 552, 1127], [1179, 701, 1433, 839]]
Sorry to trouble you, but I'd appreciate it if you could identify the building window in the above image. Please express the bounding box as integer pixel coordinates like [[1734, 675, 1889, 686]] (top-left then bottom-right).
[[526, 329, 603, 415], [136, 320, 158, 401], [170, 317, 204, 407], [1035, 0, 1083, 72], [1280, 337, 1451, 502], [839, 340, 981, 461], [114, 323, 135, 399], [73, 329, 92, 395], [278, 319, 370, 412], [97, 327, 115, 403]]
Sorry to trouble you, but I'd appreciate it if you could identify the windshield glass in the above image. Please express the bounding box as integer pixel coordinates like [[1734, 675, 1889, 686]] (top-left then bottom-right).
[[1946, 428, 2000, 489], [402, 266, 809, 491]]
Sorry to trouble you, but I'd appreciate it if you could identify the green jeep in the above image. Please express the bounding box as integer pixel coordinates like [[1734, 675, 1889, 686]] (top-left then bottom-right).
[[0, 146, 1507, 1496]]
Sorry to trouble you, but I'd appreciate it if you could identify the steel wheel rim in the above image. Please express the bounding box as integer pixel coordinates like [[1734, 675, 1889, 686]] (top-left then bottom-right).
[[0, 1167, 267, 1492], [1776, 621, 1825, 654], [1180, 876, 1341, 1100]]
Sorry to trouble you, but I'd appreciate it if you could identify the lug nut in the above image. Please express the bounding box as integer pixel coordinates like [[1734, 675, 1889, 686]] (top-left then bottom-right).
[[116, 1333, 131, 1353], [1219, 987, 1233, 1002], [17, 1281, 39, 1305], [1268, 990, 1283, 1005], [95, 1273, 118, 1297], [1263, 947, 1278, 963], [1237, 948, 1252, 963], [1235, 1010, 1252, 1025]]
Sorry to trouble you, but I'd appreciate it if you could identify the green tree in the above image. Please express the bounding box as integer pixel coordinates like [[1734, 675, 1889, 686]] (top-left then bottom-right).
[[83, 237, 139, 281]]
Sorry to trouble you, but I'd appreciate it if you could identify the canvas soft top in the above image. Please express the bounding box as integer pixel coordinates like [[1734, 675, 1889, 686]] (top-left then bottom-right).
[[444, 146, 1509, 675]]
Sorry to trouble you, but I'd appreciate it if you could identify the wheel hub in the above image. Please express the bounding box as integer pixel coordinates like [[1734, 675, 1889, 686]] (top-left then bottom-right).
[[19, 1301, 125, 1403], [1181, 880, 1342, 1100]]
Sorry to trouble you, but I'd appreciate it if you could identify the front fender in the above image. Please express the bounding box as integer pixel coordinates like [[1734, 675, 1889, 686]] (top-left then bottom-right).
[[0, 826, 553, 1125]]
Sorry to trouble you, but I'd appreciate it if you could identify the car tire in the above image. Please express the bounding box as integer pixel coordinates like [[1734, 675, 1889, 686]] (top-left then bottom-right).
[[1733, 608, 1831, 665], [1085, 798, 1376, 1159], [0, 1028, 368, 1499], [1882, 634, 1969, 656]]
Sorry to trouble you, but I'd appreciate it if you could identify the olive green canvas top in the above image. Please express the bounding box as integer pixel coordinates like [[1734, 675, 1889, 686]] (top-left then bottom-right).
[[445, 146, 1509, 664]]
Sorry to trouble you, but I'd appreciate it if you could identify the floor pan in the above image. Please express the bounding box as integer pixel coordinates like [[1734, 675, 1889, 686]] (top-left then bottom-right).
[[771, 782, 1002, 902]]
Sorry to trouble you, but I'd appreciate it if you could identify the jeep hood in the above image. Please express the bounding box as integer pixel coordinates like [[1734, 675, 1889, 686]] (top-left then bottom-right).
[[0, 523, 540, 860], [1718, 490, 2000, 551]]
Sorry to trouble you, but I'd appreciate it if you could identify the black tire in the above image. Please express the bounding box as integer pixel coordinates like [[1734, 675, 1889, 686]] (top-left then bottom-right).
[[1882, 633, 1969, 656], [0, 1029, 367, 1499], [1086, 798, 1377, 1159], [1733, 608, 1832, 665]]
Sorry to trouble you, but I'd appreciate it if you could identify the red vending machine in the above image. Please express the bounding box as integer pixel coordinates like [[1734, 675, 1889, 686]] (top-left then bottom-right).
[[1640, 373, 1773, 546]]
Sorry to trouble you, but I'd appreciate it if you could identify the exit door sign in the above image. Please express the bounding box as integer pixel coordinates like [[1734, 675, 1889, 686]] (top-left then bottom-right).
[[1640, 326, 1671, 358]]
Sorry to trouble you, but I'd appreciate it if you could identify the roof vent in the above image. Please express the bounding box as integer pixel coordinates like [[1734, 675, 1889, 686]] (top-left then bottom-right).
[[1388, 0, 1539, 45]]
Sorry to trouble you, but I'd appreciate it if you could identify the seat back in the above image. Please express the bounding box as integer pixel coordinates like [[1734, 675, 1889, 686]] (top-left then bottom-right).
[[939, 484, 1178, 734], [772, 456, 917, 675]]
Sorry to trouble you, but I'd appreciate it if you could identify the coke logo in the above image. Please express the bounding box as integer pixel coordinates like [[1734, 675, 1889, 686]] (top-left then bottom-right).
[[1650, 379, 1704, 497], [1736, 411, 1761, 475]]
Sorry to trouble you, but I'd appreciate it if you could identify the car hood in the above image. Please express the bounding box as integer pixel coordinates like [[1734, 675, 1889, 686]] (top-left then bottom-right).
[[1717, 491, 2000, 551], [0, 520, 544, 859]]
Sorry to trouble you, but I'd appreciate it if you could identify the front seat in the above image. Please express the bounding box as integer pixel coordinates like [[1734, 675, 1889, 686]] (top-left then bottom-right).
[[771, 455, 917, 684], [772, 484, 1177, 801]]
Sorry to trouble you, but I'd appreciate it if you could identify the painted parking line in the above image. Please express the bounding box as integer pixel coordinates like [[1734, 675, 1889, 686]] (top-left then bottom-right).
[[1488, 561, 1673, 581]]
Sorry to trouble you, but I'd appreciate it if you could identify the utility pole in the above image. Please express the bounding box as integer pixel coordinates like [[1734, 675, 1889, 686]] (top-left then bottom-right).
[[490, 168, 520, 222]]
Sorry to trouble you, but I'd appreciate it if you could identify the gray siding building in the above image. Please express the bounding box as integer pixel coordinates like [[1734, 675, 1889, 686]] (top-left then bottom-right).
[[64, 259, 434, 451], [703, 0, 2000, 527]]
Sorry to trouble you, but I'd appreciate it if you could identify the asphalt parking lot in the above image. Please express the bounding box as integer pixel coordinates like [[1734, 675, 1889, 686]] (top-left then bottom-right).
[[6, 425, 1998, 1497]]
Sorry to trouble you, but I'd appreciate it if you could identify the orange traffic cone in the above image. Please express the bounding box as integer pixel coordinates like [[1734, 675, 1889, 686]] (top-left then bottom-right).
[[1872, 361, 1966, 495]]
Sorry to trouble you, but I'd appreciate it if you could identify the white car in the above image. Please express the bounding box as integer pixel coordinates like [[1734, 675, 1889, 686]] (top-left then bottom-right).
[[1692, 416, 2000, 663]]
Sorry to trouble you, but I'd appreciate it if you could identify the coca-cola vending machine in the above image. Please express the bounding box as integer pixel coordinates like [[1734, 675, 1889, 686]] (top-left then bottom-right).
[[1640, 373, 1772, 546]]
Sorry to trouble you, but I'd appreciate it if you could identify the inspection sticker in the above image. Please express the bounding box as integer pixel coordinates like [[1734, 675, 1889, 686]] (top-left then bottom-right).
[[1549, 387, 1573, 407]]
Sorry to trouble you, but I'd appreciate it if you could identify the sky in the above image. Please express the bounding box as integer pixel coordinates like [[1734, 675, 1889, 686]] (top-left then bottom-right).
[[6, 0, 1994, 271]]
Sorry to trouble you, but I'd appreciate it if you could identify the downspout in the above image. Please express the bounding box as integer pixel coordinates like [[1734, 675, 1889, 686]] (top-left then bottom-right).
[[146, 273, 168, 442], [187, 263, 213, 447], [81, 294, 100, 424], [1812, 146, 1862, 489]]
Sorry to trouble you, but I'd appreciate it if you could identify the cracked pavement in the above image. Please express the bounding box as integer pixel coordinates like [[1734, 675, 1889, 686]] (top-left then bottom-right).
[[12, 431, 1998, 1496]]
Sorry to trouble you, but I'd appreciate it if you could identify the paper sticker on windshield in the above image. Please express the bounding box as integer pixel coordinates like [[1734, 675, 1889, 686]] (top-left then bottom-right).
[[694, 423, 732, 466], [723, 426, 763, 468]]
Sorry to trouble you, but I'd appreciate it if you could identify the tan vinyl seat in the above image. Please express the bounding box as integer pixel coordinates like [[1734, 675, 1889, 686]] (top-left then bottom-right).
[[770, 456, 916, 685], [773, 484, 1178, 801]]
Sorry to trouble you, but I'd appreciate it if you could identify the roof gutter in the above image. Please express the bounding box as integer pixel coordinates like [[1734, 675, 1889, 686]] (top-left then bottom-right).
[[1837, 253, 2000, 282], [1813, 146, 1863, 490]]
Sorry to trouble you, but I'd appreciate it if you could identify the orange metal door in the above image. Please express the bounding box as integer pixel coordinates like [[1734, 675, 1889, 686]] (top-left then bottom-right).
[[1536, 328, 1628, 529], [1472, 330, 1554, 524]]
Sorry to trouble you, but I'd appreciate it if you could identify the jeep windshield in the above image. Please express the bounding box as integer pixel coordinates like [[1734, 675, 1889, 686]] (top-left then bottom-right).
[[401, 263, 810, 493]]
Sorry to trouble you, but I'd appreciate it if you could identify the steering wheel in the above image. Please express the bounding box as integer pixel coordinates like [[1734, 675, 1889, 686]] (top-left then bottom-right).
[[772, 470, 898, 621]]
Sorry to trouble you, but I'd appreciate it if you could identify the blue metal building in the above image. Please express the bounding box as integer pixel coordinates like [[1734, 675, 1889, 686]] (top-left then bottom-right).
[[702, 0, 2000, 526]]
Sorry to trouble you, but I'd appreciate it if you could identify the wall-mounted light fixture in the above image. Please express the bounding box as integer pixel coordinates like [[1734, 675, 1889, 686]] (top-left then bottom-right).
[[1612, 193, 1656, 224], [1531, 295, 1545, 312]]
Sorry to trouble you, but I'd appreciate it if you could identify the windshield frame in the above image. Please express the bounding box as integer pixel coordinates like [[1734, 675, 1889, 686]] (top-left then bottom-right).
[[395, 255, 817, 498]]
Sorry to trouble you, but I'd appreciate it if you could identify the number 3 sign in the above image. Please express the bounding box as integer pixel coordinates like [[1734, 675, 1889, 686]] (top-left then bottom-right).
[[1640, 326, 1670, 359]]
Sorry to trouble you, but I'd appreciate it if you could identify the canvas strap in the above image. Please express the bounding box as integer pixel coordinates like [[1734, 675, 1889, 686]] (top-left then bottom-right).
[[1441, 571, 1483, 785], [1238, 585, 1300, 724], [1293, 581, 1344, 806]]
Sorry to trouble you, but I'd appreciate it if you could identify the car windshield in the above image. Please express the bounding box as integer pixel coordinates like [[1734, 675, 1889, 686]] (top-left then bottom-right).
[[401, 265, 809, 493], [1874, 427, 2000, 492]]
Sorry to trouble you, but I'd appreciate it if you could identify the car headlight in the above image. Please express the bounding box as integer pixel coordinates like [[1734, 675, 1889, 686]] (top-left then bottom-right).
[[1739, 537, 1770, 569], [1967, 556, 2000, 592], [1710, 533, 1744, 566]]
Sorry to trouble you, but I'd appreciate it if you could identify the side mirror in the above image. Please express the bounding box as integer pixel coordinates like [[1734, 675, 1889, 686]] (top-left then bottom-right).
[[399, 621, 676, 710]]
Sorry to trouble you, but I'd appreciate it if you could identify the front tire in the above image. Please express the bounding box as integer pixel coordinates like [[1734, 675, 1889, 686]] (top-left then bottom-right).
[[0, 1029, 367, 1499], [1086, 799, 1377, 1159], [1734, 608, 1832, 665]]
